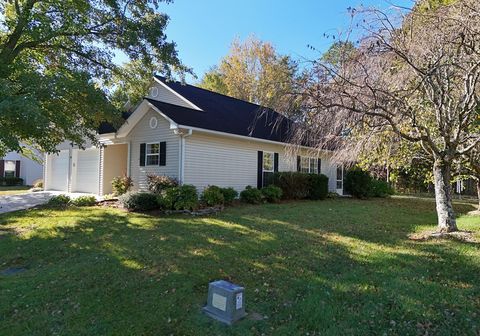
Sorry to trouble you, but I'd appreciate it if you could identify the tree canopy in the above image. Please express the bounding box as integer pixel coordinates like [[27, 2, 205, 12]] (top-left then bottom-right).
[[0, 0, 187, 156], [199, 36, 299, 116]]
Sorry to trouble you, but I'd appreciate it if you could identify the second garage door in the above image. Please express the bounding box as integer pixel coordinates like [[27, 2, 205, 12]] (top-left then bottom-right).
[[72, 149, 100, 194], [48, 150, 69, 191]]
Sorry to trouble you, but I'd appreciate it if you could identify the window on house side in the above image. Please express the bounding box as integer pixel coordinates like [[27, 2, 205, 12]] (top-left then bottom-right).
[[4, 160, 16, 178], [263, 152, 274, 172], [300, 157, 318, 174], [146, 143, 160, 165], [336, 165, 343, 189]]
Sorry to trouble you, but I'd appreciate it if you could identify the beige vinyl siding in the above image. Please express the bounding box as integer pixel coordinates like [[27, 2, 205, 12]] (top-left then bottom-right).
[[183, 131, 337, 193], [102, 144, 128, 195], [126, 109, 180, 191], [146, 82, 196, 109]]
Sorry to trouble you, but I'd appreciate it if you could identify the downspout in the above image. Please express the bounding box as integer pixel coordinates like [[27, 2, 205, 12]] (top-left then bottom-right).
[[176, 128, 192, 184]]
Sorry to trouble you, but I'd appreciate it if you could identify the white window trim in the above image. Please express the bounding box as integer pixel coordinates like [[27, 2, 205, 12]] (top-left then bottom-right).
[[336, 165, 344, 189], [263, 151, 274, 172], [145, 142, 160, 166], [4, 160, 16, 178], [300, 156, 318, 174]]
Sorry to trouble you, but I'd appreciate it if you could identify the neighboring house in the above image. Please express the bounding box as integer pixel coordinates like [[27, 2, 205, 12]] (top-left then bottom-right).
[[1, 151, 43, 185], [44, 76, 344, 196]]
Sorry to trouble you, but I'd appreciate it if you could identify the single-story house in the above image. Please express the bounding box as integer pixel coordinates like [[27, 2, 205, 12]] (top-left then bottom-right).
[[44, 76, 344, 196], [1, 151, 43, 185]]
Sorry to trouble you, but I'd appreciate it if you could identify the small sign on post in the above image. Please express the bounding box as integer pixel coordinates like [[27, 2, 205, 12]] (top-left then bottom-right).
[[203, 280, 246, 325]]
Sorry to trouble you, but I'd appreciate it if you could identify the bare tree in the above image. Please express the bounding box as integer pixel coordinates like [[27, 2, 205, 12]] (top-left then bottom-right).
[[292, 1, 480, 232]]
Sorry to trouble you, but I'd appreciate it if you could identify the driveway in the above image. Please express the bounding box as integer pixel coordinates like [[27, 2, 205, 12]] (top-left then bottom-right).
[[0, 192, 54, 214]]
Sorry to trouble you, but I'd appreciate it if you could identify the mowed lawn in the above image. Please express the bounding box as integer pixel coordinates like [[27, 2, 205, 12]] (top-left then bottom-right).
[[0, 198, 479, 335], [0, 186, 30, 196]]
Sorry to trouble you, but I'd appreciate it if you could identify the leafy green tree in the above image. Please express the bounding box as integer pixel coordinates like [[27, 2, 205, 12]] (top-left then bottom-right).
[[0, 0, 187, 156], [109, 60, 157, 111], [321, 41, 356, 68], [199, 36, 298, 116]]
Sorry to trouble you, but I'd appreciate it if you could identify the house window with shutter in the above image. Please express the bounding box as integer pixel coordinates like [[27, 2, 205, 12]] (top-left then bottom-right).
[[146, 143, 160, 165], [263, 152, 274, 172], [4, 160, 16, 178], [299, 157, 319, 174]]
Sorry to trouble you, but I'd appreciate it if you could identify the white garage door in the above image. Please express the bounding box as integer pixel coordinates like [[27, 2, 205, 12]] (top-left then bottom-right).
[[72, 149, 100, 194], [48, 150, 69, 191]]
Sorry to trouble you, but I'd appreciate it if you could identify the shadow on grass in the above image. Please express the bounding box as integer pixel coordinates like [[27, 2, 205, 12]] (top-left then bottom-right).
[[0, 199, 479, 335]]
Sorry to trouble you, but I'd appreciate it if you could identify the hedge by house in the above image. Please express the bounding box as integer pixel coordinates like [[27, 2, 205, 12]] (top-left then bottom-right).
[[344, 167, 394, 198], [0, 177, 24, 186], [271, 172, 329, 200]]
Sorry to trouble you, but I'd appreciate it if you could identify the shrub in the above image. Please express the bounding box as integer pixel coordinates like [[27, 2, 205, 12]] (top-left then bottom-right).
[[327, 192, 339, 199], [201, 185, 224, 206], [33, 180, 43, 188], [71, 195, 97, 206], [271, 172, 310, 200], [147, 174, 178, 194], [344, 167, 373, 198], [240, 186, 263, 204], [158, 185, 198, 210], [111, 174, 133, 196], [261, 185, 283, 203], [119, 192, 158, 211], [369, 179, 394, 198], [307, 174, 329, 200], [47, 194, 71, 207], [0, 177, 24, 186], [220, 187, 238, 205]]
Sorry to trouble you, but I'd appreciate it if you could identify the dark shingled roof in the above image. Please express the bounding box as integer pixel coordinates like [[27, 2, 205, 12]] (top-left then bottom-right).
[[99, 76, 296, 144], [148, 76, 295, 143]]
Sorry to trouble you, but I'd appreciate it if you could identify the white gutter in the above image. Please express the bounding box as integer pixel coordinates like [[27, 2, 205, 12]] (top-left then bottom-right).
[[175, 124, 332, 153]]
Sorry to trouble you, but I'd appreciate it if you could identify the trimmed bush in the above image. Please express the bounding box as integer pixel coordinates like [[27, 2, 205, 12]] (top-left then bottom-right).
[[158, 185, 198, 211], [111, 175, 133, 196], [71, 196, 97, 206], [344, 167, 373, 198], [201, 185, 224, 206], [369, 179, 394, 197], [47, 194, 71, 207], [271, 172, 310, 200], [344, 168, 393, 198], [240, 186, 263, 204], [261, 185, 283, 203], [0, 177, 24, 186], [119, 192, 158, 211], [33, 180, 43, 188], [307, 173, 329, 200], [220, 187, 238, 205], [147, 174, 178, 194]]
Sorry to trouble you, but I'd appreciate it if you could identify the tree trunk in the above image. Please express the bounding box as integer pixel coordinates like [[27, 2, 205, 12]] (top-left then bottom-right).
[[432, 159, 457, 232]]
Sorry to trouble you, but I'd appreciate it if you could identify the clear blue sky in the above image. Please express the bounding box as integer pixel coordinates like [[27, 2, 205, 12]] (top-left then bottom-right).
[[130, 0, 414, 83]]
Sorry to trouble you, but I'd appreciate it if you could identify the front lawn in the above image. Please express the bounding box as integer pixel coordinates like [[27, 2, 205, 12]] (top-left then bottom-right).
[[0, 185, 30, 196], [0, 198, 479, 335]]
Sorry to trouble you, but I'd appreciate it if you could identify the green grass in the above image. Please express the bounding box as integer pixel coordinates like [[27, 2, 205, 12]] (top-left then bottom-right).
[[0, 197, 479, 335], [0, 185, 30, 196]]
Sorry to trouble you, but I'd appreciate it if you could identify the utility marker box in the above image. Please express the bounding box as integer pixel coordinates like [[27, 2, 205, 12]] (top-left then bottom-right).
[[203, 280, 246, 325]]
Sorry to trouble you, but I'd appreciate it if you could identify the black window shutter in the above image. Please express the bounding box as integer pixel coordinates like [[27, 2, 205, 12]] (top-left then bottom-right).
[[140, 143, 146, 166], [15, 160, 20, 178], [274, 153, 279, 172], [159, 141, 166, 166], [297, 156, 301, 172], [257, 151, 263, 189], [0, 160, 4, 177], [317, 158, 322, 174]]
